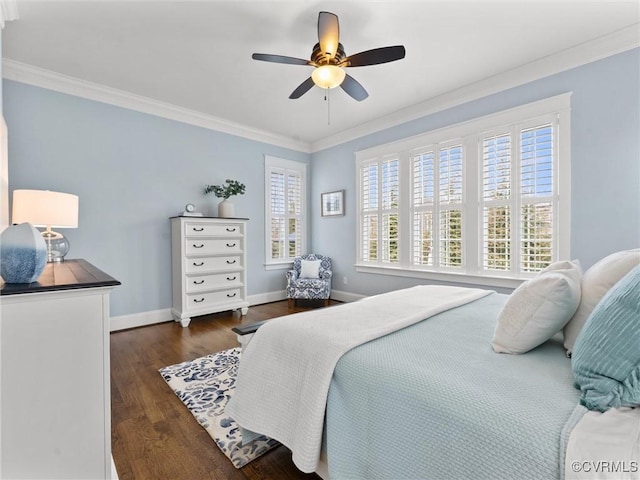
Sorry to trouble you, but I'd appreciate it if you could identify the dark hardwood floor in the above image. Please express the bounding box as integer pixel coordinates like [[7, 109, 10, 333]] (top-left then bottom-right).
[[111, 300, 338, 480]]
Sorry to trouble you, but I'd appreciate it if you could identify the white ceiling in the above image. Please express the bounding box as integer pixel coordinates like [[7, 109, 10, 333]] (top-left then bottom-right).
[[3, 1, 639, 150]]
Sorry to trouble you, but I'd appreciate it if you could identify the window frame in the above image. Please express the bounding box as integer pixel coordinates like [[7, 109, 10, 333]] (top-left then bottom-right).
[[355, 94, 571, 288], [264, 155, 308, 270]]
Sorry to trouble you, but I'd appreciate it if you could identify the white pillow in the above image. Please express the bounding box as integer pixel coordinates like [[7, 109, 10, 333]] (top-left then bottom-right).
[[563, 249, 640, 355], [492, 260, 582, 354], [300, 259, 321, 279]]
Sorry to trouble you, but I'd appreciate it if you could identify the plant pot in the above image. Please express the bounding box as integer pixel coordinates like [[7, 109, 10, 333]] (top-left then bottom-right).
[[218, 199, 235, 218]]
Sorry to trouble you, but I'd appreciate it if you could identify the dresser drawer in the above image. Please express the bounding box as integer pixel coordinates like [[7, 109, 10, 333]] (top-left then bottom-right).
[[185, 238, 242, 255], [185, 222, 243, 237], [186, 272, 243, 293], [186, 289, 242, 309], [185, 256, 242, 273]]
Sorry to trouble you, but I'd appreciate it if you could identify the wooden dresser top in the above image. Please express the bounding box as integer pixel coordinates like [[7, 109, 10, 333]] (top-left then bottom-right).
[[1, 259, 120, 296]]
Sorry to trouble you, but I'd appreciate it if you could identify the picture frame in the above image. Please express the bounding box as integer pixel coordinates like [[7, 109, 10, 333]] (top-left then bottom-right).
[[321, 190, 345, 217]]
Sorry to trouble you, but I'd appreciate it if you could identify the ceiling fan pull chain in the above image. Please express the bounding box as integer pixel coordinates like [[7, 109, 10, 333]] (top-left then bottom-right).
[[327, 87, 331, 126]]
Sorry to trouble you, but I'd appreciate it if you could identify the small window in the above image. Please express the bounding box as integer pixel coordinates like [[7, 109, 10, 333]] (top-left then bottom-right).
[[265, 156, 307, 267]]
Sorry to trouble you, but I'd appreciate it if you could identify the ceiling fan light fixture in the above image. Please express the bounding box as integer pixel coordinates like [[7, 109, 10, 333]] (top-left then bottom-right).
[[253, 11, 405, 101], [311, 65, 346, 89]]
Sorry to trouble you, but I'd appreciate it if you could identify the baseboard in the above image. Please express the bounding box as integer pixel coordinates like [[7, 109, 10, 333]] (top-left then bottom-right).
[[109, 290, 365, 331], [247, 290, 287, 305], [330, 289, 367, 303], [109, 291, 289, 332], [110, 308, 173, 332], [111, 455, 119, 480]]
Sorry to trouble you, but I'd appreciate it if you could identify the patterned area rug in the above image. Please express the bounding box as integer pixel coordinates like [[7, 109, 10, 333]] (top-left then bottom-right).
[[159, 347, 280, 468]]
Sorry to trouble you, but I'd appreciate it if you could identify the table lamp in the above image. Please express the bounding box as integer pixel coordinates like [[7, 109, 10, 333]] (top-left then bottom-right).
[[11, 189, 79, 262]]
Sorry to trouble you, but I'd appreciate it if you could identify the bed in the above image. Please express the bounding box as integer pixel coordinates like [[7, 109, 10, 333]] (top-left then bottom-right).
[[226, 252, 640, 480], [325, 292, 581, 479]]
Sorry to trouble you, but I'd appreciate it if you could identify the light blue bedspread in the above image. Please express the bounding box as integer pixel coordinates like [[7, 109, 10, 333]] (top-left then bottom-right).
[[326, 293, 581, 480]]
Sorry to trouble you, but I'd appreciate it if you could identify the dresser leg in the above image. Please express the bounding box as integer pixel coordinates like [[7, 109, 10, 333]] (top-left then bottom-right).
[[240, 307, 249, 315], [180, 318, 191, 327]]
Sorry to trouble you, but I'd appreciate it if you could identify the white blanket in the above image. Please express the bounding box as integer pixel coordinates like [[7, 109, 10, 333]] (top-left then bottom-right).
[[225, 285, 492, 473], [565, 407, 640, 480]]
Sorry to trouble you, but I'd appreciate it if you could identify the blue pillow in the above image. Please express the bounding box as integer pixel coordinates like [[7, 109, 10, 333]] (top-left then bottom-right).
[[572, 264, 640, 412]]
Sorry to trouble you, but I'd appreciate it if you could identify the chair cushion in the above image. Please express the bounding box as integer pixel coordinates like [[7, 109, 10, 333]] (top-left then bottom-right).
[[300, 259, 321, 279]]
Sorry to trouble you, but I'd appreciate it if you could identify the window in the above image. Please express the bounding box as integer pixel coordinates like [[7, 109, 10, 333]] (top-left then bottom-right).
[[356, 94, 571, 287], [480, 121, 557, 275], [265, 156, 307, 268]]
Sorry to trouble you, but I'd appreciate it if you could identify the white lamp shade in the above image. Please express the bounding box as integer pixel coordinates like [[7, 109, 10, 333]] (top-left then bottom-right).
[[12, 189, 79, 228]]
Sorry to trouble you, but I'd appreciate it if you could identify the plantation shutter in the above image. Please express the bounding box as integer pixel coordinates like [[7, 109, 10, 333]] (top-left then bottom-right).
[[480, 118, 557, 276], [360, 161, 379, 262], [287, 173, 302, 258], [412, 151, 435, 266], [270, 170, 285, 260], [357, 95, 568, 280], [519, 122, 554, 272], [381, 158, 400, 263], [359, 157, 399, 264], [438, 144, 463, 268], [481, 133, 512, 271], [268, 166, 303, 261]]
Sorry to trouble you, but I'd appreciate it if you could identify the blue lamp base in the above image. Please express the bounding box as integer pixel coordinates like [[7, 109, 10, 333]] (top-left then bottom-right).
[[1, 223, 48, 283]]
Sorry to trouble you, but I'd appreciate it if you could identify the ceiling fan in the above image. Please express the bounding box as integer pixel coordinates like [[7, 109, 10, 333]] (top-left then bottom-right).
[[252, 11, 406, 101]]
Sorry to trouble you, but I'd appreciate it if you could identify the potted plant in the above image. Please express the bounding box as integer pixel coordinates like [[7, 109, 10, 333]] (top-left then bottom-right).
[[204, 179, 246, 218]]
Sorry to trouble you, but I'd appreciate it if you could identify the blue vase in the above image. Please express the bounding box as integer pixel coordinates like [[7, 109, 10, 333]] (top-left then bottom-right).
[[1, 222, 47, 283]]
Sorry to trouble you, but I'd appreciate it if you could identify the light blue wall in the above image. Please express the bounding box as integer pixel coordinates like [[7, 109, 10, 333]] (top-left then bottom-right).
[[3, 81, 310, 316], [4, 48, 639, 313], [310, 48, 640, 297]]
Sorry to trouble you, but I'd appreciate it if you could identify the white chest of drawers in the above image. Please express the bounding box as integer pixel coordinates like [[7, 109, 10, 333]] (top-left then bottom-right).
[[170, 217, 249, 327]]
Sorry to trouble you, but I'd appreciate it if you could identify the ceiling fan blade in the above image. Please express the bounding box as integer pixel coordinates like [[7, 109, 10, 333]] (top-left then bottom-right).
[[340, 45, 406, 67], [340, 74, 368, 102], [318, 11, 340, 60], [252, 53, 311, 66], [289, 77, 315, 99]]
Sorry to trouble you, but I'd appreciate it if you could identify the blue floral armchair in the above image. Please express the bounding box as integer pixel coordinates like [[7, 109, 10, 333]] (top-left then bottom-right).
[[286, 254, 332, 307]]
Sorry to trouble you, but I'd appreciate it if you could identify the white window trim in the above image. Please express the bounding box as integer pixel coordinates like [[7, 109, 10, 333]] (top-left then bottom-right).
[[264, 155, 308, 268], [355, 93, 572, 287]]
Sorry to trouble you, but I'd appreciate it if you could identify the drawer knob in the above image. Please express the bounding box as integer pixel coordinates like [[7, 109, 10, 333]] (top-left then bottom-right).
[[227, 293, 237, 298], [226, 276, 236, 281], [226, 227, 236, 232], [226, 242, 236, 248], [193, 298, 205, 303], [193, 261, 204, 267], [193, 244, 205, 248], [193, 227, 204, 232], [226, 260, 236, 264], [193, 280, 205, 285]]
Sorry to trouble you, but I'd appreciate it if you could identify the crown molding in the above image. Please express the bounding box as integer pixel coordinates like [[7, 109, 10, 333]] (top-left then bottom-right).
[[0, 0, 19, 29], [3, 23, 637, 155], [2, 59, 312, 153], [310, 23, 640, 153]]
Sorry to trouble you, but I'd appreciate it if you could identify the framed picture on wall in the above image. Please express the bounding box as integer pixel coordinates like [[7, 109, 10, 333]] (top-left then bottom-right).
[[321, 190, 345, 217]]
